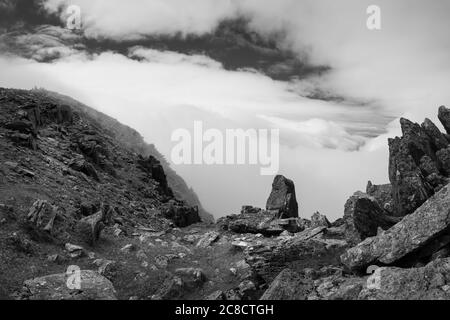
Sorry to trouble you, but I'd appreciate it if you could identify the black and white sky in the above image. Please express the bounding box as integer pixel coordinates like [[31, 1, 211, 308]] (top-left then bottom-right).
[[1, 0, 449, 219]]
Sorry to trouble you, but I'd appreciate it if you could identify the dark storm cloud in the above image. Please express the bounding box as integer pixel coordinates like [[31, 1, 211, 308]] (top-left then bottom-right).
[[0, 0, 60, 29], [0, 1, 330, 83]]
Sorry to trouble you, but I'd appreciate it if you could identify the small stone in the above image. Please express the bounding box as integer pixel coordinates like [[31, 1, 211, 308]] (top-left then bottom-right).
[[120, 244, 136, 253], [64, 243, 85, 258], [206, 290, 225, 300], [47, 254, 62, 264]]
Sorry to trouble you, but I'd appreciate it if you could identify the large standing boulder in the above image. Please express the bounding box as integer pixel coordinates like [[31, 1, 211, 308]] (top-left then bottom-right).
[[341, 183, 450, 270], [19, 270, 117, 300], [438, 105, 450, 134], [359, 258, 450, 300], [265, 175, 298, 218], [388, 109, 450, 217], [388, 136, 434, 216], [343, 192, 399, 246]]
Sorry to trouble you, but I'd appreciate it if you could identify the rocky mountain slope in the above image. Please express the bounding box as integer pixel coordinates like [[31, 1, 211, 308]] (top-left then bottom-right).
[[1, 87, 450, 300], [14, 88, 214, 223]]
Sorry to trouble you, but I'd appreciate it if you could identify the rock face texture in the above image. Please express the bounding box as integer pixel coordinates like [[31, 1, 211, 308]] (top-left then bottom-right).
[[366, 181, 394, 214], [266, 175, 299, 218], [244, 226, 347, 284], [218, 207, 286, 236], [341, 183, 450, 270], [260, 269, 309, 300], [388, 111, 450, 217], [19, 270, 117, 300], [310, 212, 331, 228], [422, 118, 449, 151], [27, 200, 59, 234], [439, 106, 450, 134], [343, 192, 399, 246], [389, 125, 433, 217], [162, 200, 201, 228], [359, 258, 450, 300], [76, 207, 111, 246]]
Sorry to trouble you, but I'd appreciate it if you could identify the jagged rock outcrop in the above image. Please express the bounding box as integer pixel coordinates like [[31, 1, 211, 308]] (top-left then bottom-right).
[[266, 175, 298, 218], [137, 155, 173, 198], [389, 121, 434, 216], [438, 106, 450, 134], [388, 114, 450, 217], [341, 183, 450, 271], [343, 192, 399, 246], [437, 147, 450, 175], [69, 158, 100, 181], [18, 270, 117, 300], [422, 118, 449, 150]]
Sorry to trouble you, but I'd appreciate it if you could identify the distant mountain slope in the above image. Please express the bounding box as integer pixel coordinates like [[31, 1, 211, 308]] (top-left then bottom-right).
[[39, 89, 214, 222]]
